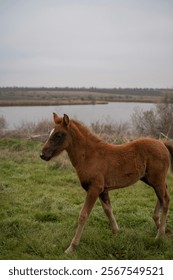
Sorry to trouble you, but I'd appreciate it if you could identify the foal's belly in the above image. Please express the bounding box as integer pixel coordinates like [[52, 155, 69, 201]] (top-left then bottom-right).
[[105, 173, 141, 190], [104, 162, 145, 190], [103, 150, 147, 190]]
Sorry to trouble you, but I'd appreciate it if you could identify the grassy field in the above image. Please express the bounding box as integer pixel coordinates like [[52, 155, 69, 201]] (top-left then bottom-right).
[[0, 138, 173, 260]]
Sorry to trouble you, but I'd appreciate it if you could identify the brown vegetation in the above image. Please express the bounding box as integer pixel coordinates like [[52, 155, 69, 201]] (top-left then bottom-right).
[[131, 95, 173, 139], [0, 116, 7, 130]]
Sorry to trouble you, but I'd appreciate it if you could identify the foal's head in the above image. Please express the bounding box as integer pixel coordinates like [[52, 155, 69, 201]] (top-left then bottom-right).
[[40, 113, 71, 161]]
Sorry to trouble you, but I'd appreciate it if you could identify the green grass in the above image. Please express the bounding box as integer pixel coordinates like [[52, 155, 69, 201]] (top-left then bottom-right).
[[0, 138, 173, 260]]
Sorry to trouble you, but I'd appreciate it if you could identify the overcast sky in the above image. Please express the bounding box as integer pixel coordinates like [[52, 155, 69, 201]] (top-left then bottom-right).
[[0, 0, 173, 88]]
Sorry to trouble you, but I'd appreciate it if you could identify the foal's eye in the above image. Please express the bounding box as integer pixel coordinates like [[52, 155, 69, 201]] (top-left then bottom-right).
[[50, 131, 65, 143], [53, 132, 65, 143], [55, 133, 62, 139]]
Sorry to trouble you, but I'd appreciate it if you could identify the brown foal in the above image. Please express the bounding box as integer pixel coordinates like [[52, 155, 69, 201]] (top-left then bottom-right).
[[40, 113, 172, 253]]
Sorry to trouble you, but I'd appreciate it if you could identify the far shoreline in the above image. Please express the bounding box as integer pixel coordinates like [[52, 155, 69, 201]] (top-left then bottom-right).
[[0, 97, 163, 107]]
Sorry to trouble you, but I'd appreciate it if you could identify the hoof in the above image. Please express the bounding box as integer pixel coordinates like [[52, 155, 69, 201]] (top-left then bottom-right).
[[155, 231, 165, 239], [112, 228, 119, 235], [65, 247, 73, 254], [65, 244, 77, 254]]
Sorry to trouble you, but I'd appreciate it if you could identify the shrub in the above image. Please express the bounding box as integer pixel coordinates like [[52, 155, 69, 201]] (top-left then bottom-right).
[[0, 115, 7, 130], [91, 120, 130, 143], [131, 94, 173, 139]]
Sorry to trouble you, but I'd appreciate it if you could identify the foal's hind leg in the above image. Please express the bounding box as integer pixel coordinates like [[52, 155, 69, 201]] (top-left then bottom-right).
[[99, 191, 119, 234], [155, 185, 170, 238], [141, 176, 170, 238], [152, 199, 161, 229]]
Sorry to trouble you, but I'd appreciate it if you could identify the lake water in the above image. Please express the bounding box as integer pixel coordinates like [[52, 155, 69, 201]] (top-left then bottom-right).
[[0, 102, 155, 130]]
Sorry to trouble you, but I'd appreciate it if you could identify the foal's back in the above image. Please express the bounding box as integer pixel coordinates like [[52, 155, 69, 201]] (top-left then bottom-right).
[[101, 138, 170, 190]]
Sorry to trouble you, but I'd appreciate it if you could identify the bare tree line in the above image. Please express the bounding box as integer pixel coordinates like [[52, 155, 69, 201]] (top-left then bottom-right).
[[132, 95, 173, 139]]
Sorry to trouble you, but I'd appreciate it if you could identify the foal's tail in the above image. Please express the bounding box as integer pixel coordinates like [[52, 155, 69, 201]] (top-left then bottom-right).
[[165, 143, 173, 173]]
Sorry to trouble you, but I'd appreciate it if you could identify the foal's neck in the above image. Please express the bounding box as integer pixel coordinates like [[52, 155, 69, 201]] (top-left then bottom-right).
[[66, 120, 101, 168]]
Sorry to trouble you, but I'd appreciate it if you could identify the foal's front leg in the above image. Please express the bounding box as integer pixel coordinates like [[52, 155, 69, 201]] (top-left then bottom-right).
[[99, 191, 119, 234], [65, 187, 101, 254]]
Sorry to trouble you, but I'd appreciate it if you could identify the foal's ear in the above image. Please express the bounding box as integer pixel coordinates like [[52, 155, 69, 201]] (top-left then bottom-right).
[[63, 114, 70, 126], [53, 112, 59, 124]]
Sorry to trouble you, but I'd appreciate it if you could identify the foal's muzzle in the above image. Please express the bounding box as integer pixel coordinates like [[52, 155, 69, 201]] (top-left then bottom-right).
[[40, 152, 51, 161]]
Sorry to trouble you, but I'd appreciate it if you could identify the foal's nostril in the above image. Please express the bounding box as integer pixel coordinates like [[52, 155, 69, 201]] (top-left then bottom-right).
[[40, 152, 45, 160]]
